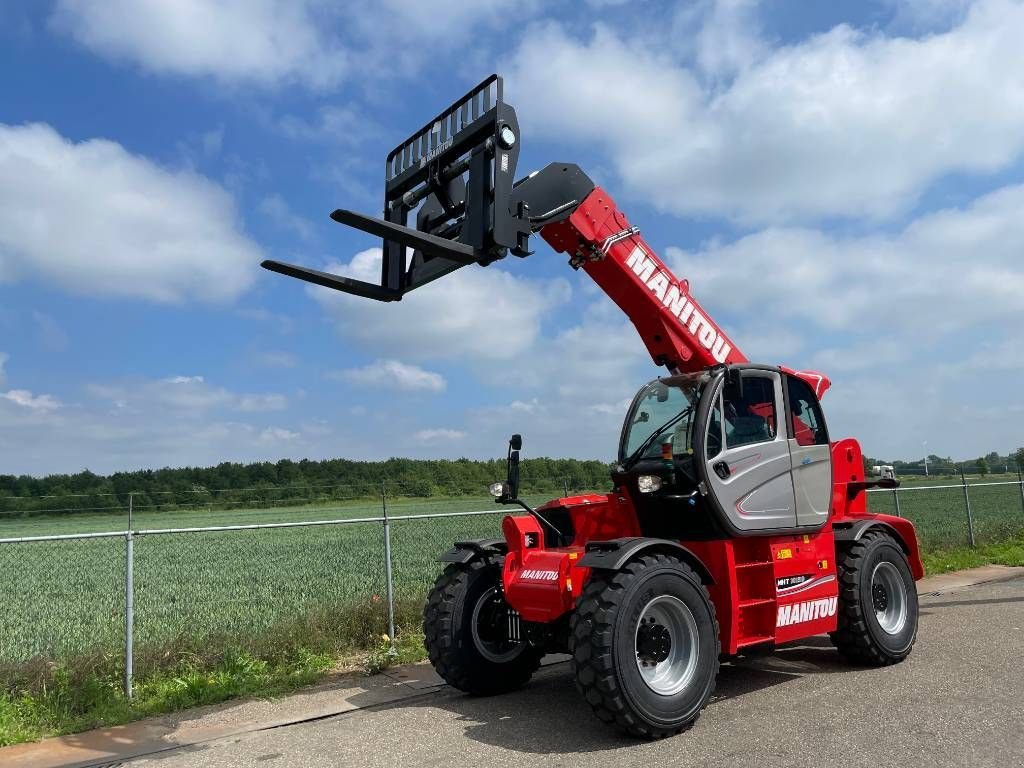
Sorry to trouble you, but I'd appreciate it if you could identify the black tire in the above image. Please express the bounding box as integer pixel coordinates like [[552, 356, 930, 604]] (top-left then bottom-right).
[[830, 530, 919, 665], [570, 553, 720, 739], [422, 553, 543, 695]]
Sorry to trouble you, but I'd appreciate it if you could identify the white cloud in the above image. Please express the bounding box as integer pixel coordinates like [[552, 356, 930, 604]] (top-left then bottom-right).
[[0, 372, 304, 475], [91, 375, 287, 415], [669, 182, 1024, 338], [259, 426, 299, 442], [689, 0, 767, 78], [0, 123, 260, 302], [259, 194, 316, 242], [334, 360, 446, 393], [414, 428, 466, 443], [0, 352, 7, 386], [2, 389, 62, 411], [51, 0, 539, 89], [366, 0, 510, 37], [464, 301, 657, 461], [935, 339, 1024, 376], [312, 248, 570, 362], [236, 393, 289, 413], [507, 0, 1024, 222], [277, 106, 379, 146], [51, 0, 348, 88]]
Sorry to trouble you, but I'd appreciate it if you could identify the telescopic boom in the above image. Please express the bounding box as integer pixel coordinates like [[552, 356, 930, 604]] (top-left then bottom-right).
[[262, 74, 828, 391]]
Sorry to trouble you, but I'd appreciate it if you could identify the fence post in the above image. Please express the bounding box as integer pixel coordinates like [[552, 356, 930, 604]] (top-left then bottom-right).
[[959, 467, 976, 548], [563, 477, 570, 497], [381, 482, 397, 656], [1018, 467, 1024, 517], [892, 487, 901, 518], [124, 493, 134, 700]]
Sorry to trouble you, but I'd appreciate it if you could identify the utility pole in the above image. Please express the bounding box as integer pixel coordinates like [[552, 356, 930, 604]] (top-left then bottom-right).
[[923, 441, 928, 476]]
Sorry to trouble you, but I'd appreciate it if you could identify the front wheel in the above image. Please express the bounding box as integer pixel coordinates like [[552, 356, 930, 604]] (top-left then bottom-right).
[[830, 531, 919, 665], [423, 553, 542, 695], [570, 553, 720, 739]]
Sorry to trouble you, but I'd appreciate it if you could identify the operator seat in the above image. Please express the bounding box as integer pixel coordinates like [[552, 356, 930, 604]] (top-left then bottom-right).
[[728, 416, 770, 446]]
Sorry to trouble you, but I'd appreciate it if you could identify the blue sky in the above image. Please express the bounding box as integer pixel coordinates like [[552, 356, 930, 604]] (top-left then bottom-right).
[[0, 0, 1021, 476]]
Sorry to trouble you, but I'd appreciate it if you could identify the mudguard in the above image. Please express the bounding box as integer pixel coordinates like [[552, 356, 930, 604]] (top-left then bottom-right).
[[578, 537, 714, 584], [438, 537, 507, 564], [833, 517, 924, 580]]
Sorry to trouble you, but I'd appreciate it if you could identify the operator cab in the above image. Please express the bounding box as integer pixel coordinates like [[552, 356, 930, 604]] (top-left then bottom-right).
[[616, 365, 833, 538]]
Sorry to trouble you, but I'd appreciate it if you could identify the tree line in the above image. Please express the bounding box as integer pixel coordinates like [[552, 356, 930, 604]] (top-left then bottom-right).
[[0, 457, 617, 517], [863, 448, 1024, 477]]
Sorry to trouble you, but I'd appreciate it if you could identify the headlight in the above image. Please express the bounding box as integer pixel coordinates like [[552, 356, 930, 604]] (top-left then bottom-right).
[[637, 475, 662, 494], [488, 481, 507, 498]]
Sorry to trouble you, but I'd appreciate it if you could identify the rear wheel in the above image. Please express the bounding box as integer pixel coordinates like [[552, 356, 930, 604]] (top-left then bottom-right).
[[831, 530, 919, 665], [423, 553, 542, 695], [570, 553, 719, 739]]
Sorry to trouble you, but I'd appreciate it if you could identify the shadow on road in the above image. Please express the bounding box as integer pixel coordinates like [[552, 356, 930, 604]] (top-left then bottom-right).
[[345, 637, 855, 755], [920, 595, 1024, 609]]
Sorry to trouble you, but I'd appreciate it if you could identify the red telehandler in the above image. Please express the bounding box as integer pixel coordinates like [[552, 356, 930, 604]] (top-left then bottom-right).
[[264, 75, 922, 738]]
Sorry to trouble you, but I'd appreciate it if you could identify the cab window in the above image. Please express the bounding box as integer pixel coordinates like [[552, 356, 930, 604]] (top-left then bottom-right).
[[787, 376, 829, 446], [706, 393, 723, 459], [620, 380, 699, 462], [723, 375, 777, 449]]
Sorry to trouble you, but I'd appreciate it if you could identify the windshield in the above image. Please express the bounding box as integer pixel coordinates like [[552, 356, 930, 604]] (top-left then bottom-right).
[[620, 379, 702, 464]]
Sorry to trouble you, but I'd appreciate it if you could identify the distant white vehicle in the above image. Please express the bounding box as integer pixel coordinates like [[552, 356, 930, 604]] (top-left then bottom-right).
[[872, 465, 897, 480]]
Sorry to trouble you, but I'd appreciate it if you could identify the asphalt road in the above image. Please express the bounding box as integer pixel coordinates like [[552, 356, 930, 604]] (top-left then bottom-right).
[[134, 576, 1024, 768]]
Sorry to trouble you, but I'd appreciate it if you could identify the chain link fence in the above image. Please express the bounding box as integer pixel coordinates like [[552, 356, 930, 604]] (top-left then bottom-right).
[[2, 474, 1023, 698]]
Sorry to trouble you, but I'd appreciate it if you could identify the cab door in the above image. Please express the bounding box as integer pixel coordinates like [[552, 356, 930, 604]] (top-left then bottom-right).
[[701, 370, 798, 532], [785, 375, 833, 528]]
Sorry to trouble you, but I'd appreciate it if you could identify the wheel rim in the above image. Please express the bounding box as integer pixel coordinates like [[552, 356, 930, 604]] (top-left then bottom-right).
[[871, 561, 908, 635], [634, 595, 699, 696], [470, 587, 525, 663]]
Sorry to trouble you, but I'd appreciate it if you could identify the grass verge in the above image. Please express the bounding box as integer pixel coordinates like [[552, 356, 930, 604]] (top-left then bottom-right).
[[0, 604, 427, 748], [4, 536, 1024, 748], [919, 533, 1024, 574]]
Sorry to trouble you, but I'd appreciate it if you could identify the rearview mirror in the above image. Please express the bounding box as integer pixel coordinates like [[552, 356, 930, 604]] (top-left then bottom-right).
[[503, 434, 522, 502]]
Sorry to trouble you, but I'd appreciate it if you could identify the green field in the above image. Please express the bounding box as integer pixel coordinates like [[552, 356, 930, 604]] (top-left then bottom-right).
[[0, 494, 527, 674], [1, 480, 1023, 746], [865, 478, 1024, 550], [1, 479, 1023, 684]]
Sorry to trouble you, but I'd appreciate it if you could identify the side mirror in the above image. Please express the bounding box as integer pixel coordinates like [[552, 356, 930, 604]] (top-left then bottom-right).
[[506, 434, 521, 501], [490, 434, 523, 503], [724, 367, 744, 402]]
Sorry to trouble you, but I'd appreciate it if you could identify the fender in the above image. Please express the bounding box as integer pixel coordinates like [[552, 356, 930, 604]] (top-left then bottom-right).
[[833, 517, 924, 580], [578, 537, 714, 584], [438, 538, 507, 564]]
